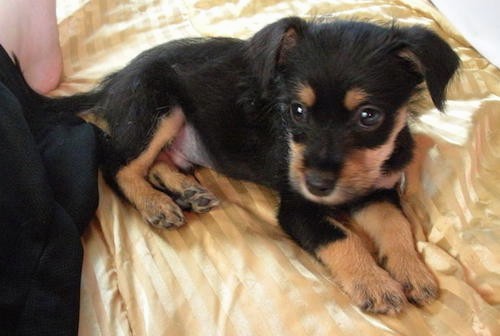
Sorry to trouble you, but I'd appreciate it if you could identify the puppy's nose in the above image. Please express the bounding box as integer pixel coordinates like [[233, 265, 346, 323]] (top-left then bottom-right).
[[304, 170, 336, 197]]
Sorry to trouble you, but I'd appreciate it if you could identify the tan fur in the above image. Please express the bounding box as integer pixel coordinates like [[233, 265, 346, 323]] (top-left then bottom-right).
[[352, 202, 414, 253], [116, 108, 186, 227], [296, 83, 316, 107], [149, 161, 198, 193], [148, 158, 220, 214], [80, 111, 110, 133], [343, 88, 367, 111], [352, 202, 439, 305], [317, 226, 406, 314], [288, 140, 306, 192]]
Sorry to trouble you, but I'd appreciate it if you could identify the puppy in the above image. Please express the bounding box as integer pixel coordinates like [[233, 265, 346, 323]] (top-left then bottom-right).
[[0, 17, 459, 314]]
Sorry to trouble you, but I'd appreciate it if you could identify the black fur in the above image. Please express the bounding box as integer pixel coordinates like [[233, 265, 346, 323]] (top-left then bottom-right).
[[278, 190, 347, 254]]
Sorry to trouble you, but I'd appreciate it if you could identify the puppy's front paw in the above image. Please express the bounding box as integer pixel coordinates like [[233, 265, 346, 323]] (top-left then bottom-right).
[[140, 193, 186, 229], [344, 268, 407, 315], [317, 234, 407, 314], [383, 254, 439, 306]]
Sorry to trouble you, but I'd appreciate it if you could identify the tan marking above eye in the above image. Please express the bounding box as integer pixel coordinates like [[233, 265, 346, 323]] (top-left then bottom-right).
[[344, 88, 367, 111], [296, 83, 316, 107]]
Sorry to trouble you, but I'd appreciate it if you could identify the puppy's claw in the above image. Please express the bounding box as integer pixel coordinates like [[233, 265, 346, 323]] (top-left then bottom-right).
[[360, 292, 405, 315], [356, 289, 406, 315], [360, 298, 374, 312], [149, 213, 167, 227], [347, 270, 407, 315], [406, 283, 439, 307], [384, 292, 405, 308]]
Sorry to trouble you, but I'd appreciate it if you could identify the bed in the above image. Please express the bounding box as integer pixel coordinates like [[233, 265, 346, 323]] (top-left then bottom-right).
[[53, 0, 500, 334]]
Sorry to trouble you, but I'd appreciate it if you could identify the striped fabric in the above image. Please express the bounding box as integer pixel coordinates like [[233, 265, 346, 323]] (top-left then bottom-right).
[[53, 0, 500, 335]]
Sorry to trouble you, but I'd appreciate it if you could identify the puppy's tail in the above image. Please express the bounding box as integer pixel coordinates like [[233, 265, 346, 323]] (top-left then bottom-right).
[[0, 44, 102, 118]]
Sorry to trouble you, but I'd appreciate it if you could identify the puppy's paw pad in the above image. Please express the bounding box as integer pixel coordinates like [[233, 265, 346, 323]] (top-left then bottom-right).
[[181, 186, 219, 213], [143, 202, 185, 229]]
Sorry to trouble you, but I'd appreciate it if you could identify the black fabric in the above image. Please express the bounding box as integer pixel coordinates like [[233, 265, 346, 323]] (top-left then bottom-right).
[[0, 81, 99, 335]]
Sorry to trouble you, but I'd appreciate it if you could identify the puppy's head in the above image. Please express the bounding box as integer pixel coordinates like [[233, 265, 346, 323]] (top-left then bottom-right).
[[248, 17, 459, 205]]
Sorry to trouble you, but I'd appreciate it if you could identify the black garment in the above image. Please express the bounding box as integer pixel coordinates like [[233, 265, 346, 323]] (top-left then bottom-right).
[[0, 79, 99, 335]]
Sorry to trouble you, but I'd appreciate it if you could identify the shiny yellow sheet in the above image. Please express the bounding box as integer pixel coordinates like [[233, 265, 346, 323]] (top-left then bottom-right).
[[53, 1, 500, 335]]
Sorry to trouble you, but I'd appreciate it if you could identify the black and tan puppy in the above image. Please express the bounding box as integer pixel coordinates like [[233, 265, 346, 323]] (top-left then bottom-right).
[[0, 17, 459, 314]]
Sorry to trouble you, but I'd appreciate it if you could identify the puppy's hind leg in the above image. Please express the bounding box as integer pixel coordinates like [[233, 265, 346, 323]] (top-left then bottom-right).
[[115, 108, 186, 229], [148, 161, 219, 213]]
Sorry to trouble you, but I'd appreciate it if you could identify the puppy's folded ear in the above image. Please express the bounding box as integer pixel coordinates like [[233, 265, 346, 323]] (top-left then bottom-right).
[[399, 26, 460, 111], [246, 16, 308, 89]]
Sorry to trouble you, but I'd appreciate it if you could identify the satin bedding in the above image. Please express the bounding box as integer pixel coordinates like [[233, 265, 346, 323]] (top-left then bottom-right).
[[52, 1, 500, 334]]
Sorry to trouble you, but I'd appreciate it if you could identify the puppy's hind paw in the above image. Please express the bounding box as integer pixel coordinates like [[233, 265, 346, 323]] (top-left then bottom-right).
[[147, 208, 185, 229], [140, 194, 186, 229], [178, 186, 219, 213]]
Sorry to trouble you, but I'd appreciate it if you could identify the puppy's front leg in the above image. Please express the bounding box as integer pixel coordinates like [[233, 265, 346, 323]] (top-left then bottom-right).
[[352, 190, 439, 306], [278, 192, 407, 314]]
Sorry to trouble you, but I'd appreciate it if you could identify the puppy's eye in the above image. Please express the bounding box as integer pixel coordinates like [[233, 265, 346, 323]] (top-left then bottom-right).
[[290, 102, 307, 124], [357, 105, 384, 129]]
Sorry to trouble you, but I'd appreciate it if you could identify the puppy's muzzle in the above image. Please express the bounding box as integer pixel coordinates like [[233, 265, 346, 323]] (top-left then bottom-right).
[[304, 169, 336, 197]]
